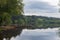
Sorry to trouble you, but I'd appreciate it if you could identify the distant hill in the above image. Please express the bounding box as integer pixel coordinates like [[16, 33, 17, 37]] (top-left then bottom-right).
[[25, 15, 60, 28], [12, 15, 60, 29]]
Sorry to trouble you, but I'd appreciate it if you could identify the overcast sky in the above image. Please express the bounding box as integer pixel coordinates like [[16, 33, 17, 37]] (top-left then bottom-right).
[[23, 0, 60, 18]]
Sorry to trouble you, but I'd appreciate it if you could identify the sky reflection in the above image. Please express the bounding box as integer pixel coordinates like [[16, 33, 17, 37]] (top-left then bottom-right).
[[10, 28, 60, 40]]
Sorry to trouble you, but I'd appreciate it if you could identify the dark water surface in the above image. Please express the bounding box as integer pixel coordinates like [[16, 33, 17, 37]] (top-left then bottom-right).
[[1, 28, 60, 40]]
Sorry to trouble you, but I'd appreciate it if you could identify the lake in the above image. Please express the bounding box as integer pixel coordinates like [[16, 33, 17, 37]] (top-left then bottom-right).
[[1, 28, 60, 40]]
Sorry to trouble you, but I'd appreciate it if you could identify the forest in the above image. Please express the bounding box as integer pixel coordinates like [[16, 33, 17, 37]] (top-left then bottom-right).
[[12, 15, 60, 29]]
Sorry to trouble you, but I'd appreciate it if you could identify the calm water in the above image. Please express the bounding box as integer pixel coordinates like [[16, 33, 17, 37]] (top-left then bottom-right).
[[1, 28, 60, 40]]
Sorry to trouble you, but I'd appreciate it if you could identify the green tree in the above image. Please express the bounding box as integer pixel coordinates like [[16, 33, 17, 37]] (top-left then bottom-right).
[[0, 0, 24, 26]]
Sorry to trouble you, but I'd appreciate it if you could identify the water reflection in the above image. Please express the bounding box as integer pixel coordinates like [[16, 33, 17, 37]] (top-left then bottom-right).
[[0, 28, 60, 40], [0, 28, 23, 40], [20, 28, 60, 40], [57, 28, 60, 38]]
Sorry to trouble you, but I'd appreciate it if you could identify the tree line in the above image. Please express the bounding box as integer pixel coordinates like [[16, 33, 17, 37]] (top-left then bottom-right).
[[11, 15, 60, 28]]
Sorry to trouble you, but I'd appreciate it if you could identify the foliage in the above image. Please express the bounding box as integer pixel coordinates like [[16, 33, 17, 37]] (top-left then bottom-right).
[[0, 0, 23, 26], [12, 15, 26, 26], [25, 16, 60, 28]]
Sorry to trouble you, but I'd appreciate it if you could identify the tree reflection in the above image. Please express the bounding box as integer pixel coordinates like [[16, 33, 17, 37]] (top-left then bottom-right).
[[57, 28, 60, 38], [0, 28, 23, 40]]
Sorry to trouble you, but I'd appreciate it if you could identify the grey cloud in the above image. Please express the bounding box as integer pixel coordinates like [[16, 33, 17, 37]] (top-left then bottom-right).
[[24, 1, 57, 13]]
